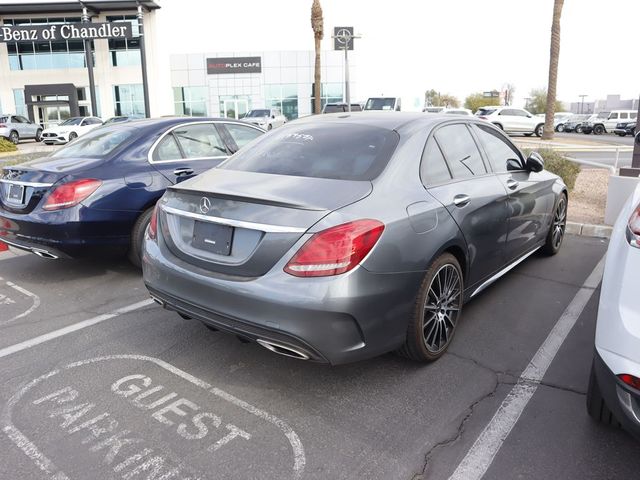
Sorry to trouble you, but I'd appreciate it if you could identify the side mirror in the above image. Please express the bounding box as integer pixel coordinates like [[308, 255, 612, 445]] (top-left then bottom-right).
[[526, 152, 544, 172], [271, 115, 275, 119]]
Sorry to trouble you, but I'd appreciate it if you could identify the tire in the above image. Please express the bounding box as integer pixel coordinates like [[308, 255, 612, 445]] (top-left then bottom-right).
[[576, 126, 583, 133], [35, 129, 43, 142], [556, 124, 565, 132], [397, 253, 464, 362], [593, 124, 605, 135], [267, 124, 273, 131], [616, 132, 625, 137], [542, 193, 567, 256], [9, 130, 19, 145], [586, 361, 621, 427], [127, 207, 154, 268], [523, 133, 533, 137], [68, 132, 78, 142], [534, 124, 544, 137]]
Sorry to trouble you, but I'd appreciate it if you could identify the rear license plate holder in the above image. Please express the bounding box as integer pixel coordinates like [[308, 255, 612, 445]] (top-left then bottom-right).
[[7, 183, 25, 203], [192, 221, 234, 256]]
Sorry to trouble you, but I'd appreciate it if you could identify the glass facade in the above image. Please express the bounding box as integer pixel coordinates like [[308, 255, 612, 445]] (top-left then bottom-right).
[[4, 17, 91, 70], [106, 15, 140, 67], [310, 83, 344, 114], [13, 89, 26, 116], [174, 86, 207, 117], [113, 84, 143, 116]]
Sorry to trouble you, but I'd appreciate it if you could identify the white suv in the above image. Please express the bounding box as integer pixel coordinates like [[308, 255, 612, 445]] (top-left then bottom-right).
[[587, 182, 640, 441], [475, 106, 544, 137]]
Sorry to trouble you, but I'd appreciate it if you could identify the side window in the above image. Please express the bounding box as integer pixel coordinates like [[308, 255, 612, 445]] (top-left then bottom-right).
[[153, 134, 183, 161], [498, 109, 512, 116], [473, 124, 524, 172], [18, 116, 31, 123], [11, 116, 23, 123], [620, 112, 628, 120], [224, 123, 263, 149], [434, 124, 487, 179], [609, 113, 618, 120], [631, 112, 637, 119], [516, 110, 529, 117], [421, 138, 452, 186], [173, 123, 228, 159]]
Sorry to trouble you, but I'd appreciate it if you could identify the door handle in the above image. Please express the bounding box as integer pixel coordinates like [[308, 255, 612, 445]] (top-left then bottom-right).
[[506, 179, 519, 190], [173, 167, 194, 177], [453, 194, 471, 207]]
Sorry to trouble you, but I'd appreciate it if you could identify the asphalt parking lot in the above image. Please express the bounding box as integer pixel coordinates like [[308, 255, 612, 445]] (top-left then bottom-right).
[[0, 235, 638, 480]]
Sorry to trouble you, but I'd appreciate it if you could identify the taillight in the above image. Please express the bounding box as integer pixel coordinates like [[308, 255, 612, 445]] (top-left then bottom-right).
[[148, 205, 158, 240], [284, 219, 385, 277], [627, 203, 640, 248], [0, 124, 6, 128], [618, 374, 640, 391], [42, 179, 102, 211]]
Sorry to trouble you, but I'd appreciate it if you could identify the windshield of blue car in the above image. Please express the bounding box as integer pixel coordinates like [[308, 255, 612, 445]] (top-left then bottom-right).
[[220, 123, 400, 181], [59, 118, 83, 126], [50, 127, 135, 158], [245, 110, 270, 117]]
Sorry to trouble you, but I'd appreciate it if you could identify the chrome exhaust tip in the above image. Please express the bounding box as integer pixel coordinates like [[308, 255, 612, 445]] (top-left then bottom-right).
[[256, 339, 310, 360], [32, 249, 58, 259], [149, 294, 165, 307]]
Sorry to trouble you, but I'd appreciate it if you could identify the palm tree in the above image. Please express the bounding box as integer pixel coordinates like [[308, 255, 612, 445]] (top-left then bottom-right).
[[311, 0, 324, 114], [542, 0, 564, 140]]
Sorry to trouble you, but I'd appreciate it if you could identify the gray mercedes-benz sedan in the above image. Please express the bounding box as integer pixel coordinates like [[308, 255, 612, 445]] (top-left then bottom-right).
[[142, 112, 568, 365]]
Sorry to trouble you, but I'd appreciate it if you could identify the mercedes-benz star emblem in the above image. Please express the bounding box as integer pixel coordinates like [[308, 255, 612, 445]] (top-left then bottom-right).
[[199, 197, 211, 214]]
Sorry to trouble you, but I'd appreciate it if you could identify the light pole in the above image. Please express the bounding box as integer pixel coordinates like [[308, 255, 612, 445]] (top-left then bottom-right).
[[331, 28, 360, 112], [578, 94, 587, 114], [136, 1, 151, 117], [80, 3, 97, 116]]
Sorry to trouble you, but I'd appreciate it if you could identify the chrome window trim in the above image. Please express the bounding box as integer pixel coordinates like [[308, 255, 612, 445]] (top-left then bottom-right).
[[161, 204, 306, 234], [0, 179, 53, 188], [147, 121, 264, 165]]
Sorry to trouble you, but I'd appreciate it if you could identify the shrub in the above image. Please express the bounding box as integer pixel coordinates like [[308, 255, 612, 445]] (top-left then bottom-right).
[[0, 138, 17, 153], [523, 148, 580, 191]]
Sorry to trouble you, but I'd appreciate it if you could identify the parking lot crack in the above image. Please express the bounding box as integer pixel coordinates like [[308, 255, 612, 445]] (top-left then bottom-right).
[[538, 380, 586, 396]]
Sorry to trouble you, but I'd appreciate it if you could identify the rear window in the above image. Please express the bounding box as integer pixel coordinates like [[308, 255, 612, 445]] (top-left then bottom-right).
[[475, 108, 497, 116], [364, 98, 396, 111], [220, 123, 400, 181], [0, 116, 7, 123], [50, 127, 135, 158], [323, 105, 344, 113]]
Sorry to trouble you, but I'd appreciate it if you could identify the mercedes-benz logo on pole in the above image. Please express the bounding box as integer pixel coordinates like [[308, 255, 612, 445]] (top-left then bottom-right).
[[333, 26, 355, 50], [199, 197, 211, 214]]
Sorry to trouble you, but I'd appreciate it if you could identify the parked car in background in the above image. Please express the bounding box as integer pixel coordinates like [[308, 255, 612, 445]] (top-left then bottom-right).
[[581, 112, 611, 135], [103, 115, 144, 125], [613, 121, 636, 137], [553, 112, 574, 131], [475, 106, 544, 136], [443, 108, 473, 116], [322, 103, 363, 113], [562, 114, 590, 133], [41, 116, 103, 145], [423, 106, 446, 114], [242, 109, 287, 130], [587, 182, 640, 441], [142, 113, 567, 365], [0, 117, 264, 266], [0, 114, 43, 144], [364, 97, 402, 111]]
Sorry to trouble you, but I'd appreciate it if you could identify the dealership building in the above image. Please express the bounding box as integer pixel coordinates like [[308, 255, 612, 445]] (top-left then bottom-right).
[[0, 0, 355, 128]]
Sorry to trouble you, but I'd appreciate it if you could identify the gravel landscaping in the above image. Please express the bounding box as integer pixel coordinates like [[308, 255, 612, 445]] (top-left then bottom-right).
[[567, 168, 609, 225]]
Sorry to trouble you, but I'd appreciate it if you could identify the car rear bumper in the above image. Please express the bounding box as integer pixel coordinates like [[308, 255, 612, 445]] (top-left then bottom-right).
[[142, 236, 423, 365], [0, 204, 136, 258], [593, 350, 640, 440]]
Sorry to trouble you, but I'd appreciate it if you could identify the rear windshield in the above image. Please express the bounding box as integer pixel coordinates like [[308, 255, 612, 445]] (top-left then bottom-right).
[[364, 98, 396, 110], [50, 126, 135, 158], [220, 123, 400, 181], [323, 105, 344, 113], [475, 108, 497, 116]]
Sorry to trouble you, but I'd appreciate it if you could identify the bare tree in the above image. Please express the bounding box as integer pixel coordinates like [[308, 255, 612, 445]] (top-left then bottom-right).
[[502, 83, 516, 106], [311, 0, 324, 114], [542, 0, 564, 140]]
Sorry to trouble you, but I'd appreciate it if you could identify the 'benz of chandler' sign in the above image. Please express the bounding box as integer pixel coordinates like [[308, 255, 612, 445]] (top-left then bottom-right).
[[0, 22, 132, 42]]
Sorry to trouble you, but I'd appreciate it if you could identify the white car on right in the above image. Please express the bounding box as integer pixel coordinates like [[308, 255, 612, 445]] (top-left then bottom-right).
[[587, 182, 640, 441], [475, 106, 545, 137]]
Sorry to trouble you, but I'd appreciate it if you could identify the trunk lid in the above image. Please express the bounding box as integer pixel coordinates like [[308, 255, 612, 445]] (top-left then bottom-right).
[[0, 157, 103, 214], [159, 169, 372, 277]]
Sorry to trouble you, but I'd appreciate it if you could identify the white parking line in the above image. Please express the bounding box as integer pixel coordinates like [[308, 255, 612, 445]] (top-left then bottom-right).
[[448, 255, 606, 480], [0, 299, 154, 359], [0, 276, 41, 324]]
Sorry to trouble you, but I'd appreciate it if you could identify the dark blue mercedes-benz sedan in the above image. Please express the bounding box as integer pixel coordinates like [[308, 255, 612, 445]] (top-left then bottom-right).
[[0, 117, 264, 266]]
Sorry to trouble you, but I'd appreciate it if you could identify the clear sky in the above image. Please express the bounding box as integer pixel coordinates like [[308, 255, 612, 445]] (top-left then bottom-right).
[[157, 0, 639, 110]]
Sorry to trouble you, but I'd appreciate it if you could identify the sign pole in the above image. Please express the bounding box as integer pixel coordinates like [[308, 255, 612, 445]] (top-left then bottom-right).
[[137, 3, 151, 118], [632, 95, 640, 170], [81, 6, 98, 117], [344, 46, 350, 111], [332, 27, 360, 113]]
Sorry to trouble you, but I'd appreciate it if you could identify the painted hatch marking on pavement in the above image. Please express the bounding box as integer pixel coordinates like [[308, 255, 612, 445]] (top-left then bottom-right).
[[0, 299, 154, 359], [0, 276, 41, 324], [448, 254, 606, 480], [2, 355, 306, 480]]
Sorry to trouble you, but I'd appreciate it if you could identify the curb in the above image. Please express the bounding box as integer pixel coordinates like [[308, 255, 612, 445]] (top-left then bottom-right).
[[566, 221, 612, 239]]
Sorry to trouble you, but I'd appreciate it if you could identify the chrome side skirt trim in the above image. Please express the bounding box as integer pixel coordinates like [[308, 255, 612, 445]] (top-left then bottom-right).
[[470, 246, 541, 298], [161, 205, 307, 234], [0, 179, 53, 188]]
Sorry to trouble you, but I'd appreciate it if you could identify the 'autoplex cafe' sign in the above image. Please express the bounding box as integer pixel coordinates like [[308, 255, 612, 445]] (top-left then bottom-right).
[[207, 56, 262, 75], [0, 22, 132, 42]]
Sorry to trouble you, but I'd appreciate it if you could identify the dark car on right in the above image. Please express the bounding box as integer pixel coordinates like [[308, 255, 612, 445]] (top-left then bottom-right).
[[613, 121, 636, 137], [562, 114, 589, 133]]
